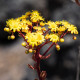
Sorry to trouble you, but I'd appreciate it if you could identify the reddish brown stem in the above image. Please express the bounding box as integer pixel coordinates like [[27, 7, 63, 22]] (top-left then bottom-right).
[[43, 29, 50, 35], [17, 31, 28, 43], [75, 0, 80, 6], [39, 41, 51, 50], [42, 43, 55, 56], [35, 47, 42, 80], [60, 31, 68, 38]]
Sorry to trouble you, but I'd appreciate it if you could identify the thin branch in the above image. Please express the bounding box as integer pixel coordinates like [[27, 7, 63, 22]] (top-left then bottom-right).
[[17, 31, 28, 43], [39, 41, 51, 49], [42, 43, 55, 56], [60, 31, 68, 38], [43, 29, 50, 35]]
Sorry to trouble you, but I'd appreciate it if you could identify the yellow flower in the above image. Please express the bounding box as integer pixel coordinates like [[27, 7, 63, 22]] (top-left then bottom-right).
[[26, 20, 32, 26], [55, 21, 61, 25], [25, 32, 38, 47], [36, 31, 45, 44], [30, 10, 44, 22], [21, 19, 32, 26], [49, 34, 59, 43], [25, 31, 45, 47], [57, 26, 66, 32], [47, 21, 58, 32], [21, 24, 29, 32], [60, 20, 71, 28], [68, 25, 78, 34], [6, 18, 21, 32], [60, 20, 69, 25]]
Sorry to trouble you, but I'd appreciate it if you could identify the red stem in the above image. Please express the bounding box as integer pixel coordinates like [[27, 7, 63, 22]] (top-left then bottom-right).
[[43, 29, 50, 35], [35, 47, 42, 80], [39, 41, 51, 50], [17, 31, 28, 43], [42, 43, 55, 56], [60, 31, 68, 38]]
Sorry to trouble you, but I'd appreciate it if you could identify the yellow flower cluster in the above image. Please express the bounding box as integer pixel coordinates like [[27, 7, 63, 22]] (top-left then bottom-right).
[[25, 31, 45, 47], [46, 20, 78, 34], [4, 10, 78, 49]]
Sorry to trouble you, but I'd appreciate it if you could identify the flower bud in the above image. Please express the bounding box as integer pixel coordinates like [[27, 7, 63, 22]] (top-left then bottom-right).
[[21, 42, 26, 47], [73, 36, 77, 40], [4, 28, 9, 32], [60, 38, 64, 42], [33, 50, 36, 53], [8, 36, 11, 40], [56, 45, 60, 51], [25, 50, 29, 54], [11, 35, 15, 40], [29, 49, 33, 53]]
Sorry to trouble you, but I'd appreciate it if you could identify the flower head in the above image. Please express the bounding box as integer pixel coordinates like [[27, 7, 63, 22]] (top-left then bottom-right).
[[25, 31, 45, 47], [49, 34, 59, 43], [6, 18, 21, 32], [46, 21, 58, 32], [68, 25, 78, 34], [30, 10, 44, 22]]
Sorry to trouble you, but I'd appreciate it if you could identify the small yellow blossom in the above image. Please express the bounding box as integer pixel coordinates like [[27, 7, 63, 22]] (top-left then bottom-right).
[[49, 34, 59, 43], [21, 19, 32, 26], [55, 21, 61, 25], [30, 10, 44, 22], [57, 26, 66, 32], [47, 21, 58, 32], [68, 25, 78, 34], [6, 18, 21, 32], [36, 32, 45, 44], [25, 20, 32, 26], [25, 31, 45, 47]]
